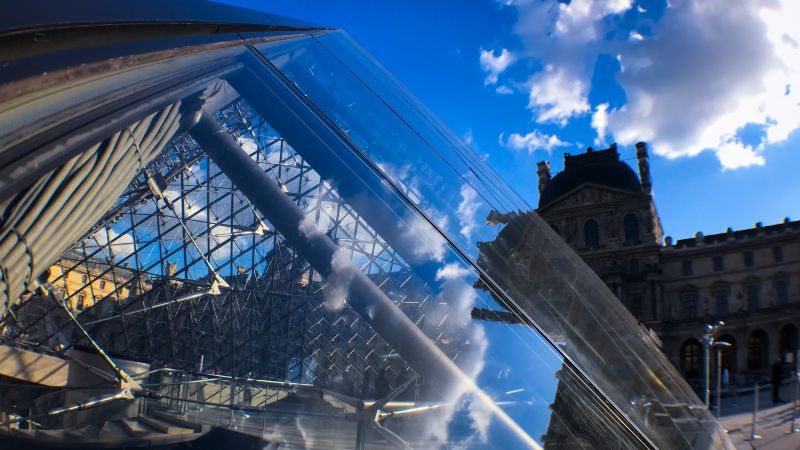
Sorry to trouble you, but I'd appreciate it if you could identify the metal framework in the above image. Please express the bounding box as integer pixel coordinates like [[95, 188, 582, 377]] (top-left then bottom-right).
[[2, 96, 456, 403]]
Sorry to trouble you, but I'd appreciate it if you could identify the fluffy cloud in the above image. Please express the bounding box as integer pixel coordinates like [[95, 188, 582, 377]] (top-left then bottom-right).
[[403, 212, 448, 263], [457, 184, 482, 241], [90, 228, 135, 260], [628, 31, 644, 41], [322, 249, 356, 311], [500, 129, 568, 154], [480, 48, 515, 85], [528, 66, 591, 124], [606, 0, 800, 169], [715, 140, 766, 170], [498, 0, 800, 169], [509, 0, 632, 125], [591, 103, 609, 142]]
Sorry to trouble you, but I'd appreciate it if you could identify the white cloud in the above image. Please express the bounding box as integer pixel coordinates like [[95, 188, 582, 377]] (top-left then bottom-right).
[[528, 66, 591, 125], [322, 249, 356, 311], [495, 85, 514, 95], [91, 228, 135, 260], [591, 102, 609, 141], [403, 212, 448, 263], [418, 264, 493, 447], [480, 48, 515, 85], [462, 129, 474, 146], [604, 0, 800, 169], [501, 129, 568, 154], [715, 141, 765, 170], [504, 0, 800, 169], [508, 0, 632, 124], [435, 263, 473, 281], [298, 213, 327, 239], [457, 184, 482, 240]]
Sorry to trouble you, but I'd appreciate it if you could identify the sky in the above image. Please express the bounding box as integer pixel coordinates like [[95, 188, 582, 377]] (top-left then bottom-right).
[[218, 0, 800, 242]]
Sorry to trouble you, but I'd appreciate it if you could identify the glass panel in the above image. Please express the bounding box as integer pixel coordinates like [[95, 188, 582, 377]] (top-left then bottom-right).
[[254, 32, 731, 449], [0, 42, 654, 449], [313, 32, 526, 215]]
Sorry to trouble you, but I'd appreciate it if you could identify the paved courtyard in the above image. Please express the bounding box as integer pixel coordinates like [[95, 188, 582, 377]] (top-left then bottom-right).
[[719, 385, 800, 449]]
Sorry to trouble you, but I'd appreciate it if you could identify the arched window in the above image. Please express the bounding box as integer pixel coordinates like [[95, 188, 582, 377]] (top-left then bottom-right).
[[584, 219, 599, 247], [623, 213, 639, 242], [680, 339, 701, 377], [747, 330, 769, 370]]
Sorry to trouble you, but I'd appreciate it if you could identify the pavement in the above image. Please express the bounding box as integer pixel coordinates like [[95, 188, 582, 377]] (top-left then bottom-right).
[[718, 384, 800, 449]]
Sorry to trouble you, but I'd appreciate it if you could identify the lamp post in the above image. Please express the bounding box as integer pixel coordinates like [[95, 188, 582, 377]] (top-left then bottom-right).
[[702, 321, 726, 409], [791, 348, 799, 433], [714, 341, 732, 418]]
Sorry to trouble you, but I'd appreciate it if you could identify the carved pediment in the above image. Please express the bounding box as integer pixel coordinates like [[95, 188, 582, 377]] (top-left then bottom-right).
[[539, 183, 642, 212]]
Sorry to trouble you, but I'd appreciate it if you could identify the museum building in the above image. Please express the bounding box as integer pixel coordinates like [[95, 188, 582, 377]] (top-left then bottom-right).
[[535, 143, 800, 390]]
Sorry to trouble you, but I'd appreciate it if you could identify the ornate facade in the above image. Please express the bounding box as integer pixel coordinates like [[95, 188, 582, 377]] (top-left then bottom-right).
[[536, 143, 800, 390]]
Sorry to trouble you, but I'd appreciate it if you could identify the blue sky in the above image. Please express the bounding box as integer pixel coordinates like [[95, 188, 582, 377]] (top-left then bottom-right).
[[220, 0, 800, 241]]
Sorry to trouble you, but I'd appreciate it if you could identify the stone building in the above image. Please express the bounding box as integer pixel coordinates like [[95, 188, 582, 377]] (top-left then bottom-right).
[[535, 143, 800, 390], [45, 251, 146, 312]]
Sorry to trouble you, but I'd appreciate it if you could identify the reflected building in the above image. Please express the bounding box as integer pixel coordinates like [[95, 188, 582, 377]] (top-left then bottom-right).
[[535, 144, 800, 391]]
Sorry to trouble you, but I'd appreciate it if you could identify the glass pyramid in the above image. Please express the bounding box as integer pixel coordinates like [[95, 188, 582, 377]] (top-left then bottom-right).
[[0, 3, 732, 449]]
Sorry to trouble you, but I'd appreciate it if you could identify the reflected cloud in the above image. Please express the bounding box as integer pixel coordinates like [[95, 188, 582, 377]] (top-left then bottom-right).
[[402, 212, 448, 263], [323, 249, 355, 311], [415, 263, 492, 447], [457, 184, 482, 241]]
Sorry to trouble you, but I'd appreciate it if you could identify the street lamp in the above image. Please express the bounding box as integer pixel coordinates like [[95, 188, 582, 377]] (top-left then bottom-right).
[[714, 340, 732, 418], [702, 321, 726, 409]]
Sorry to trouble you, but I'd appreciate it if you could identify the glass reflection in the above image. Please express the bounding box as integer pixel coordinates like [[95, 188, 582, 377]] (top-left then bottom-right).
[[253, 31, 730, 449], [0, 24, 732, 449]]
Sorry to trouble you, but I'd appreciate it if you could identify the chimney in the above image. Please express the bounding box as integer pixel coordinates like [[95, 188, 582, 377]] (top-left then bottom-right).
[[536, 161, 551, 195], [635, 142, 652, 195]]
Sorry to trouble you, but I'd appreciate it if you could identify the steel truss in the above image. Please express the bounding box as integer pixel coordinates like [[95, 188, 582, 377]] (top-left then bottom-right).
[[3, 98, 456, 401]]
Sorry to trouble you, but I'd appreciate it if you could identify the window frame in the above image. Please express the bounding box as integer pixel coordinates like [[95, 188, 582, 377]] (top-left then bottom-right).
[[584, 219, 600, 248]]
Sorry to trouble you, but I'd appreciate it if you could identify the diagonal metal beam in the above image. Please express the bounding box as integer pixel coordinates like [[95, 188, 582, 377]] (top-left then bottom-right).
[[189, 112, 540, 449]]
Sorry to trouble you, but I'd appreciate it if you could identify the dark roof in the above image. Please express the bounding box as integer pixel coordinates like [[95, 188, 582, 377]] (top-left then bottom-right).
[[0, 0, 324, 37], [538, 146, 642, 208]]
